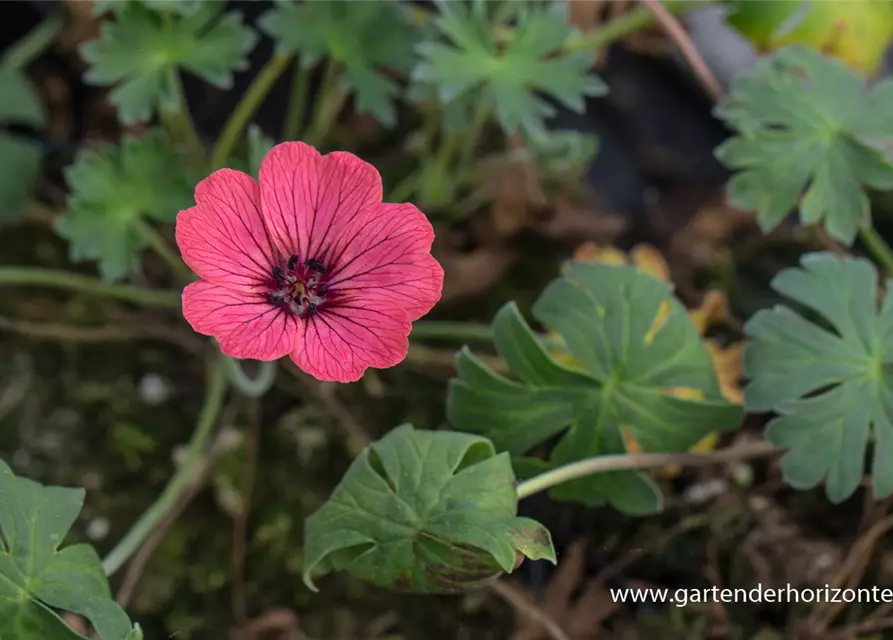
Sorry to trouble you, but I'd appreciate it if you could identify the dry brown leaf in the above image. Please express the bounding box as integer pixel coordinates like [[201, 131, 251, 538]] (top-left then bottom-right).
[[60, 1, 102, 53], [229, 609, 301, 640], [536, 193, 628, 244], [509, 539, 617, 640], [433, 238, 517, 303]]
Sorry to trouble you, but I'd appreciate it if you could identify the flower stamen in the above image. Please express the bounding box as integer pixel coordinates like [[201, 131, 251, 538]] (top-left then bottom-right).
[[266, 256, 332, 318]]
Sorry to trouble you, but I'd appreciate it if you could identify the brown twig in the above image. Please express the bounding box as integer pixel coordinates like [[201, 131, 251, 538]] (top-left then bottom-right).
[[809, 513, 893, 633], [489, 579, 572, 640], [115, 425, 240, 607], [0, 315, 204, 353], [594, 514, 710, 586], [829, 602, 893, 639], [231, 397, 262, 625], [639, 0, 723, 101]]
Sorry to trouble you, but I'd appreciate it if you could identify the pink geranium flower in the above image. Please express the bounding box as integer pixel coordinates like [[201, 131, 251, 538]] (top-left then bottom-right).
[[175, 142, 444, 383]]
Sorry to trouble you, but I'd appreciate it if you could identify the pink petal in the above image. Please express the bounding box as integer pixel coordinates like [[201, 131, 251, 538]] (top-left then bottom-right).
[[259, 142, 382, 261], [182, 280, 297, 360], [326, 203, 444, 319], [289, 302, 411, 383], [176, 169, 280, 293]]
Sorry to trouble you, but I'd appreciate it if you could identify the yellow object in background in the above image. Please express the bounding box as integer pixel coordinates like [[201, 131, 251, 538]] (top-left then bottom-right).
[[550, 243, 745, 472], [726, 0, 893, 75]]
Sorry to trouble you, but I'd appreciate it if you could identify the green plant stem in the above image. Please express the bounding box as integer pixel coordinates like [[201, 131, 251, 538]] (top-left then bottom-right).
[[458, 98, 491, 169], [0, 267, 180, 308], [860, 227, 893, 277], [103, 359, 228, 576], [563, 0, 701, 53], [283, 60, 311, 141], [135, 219, 193, 283], [159, 68, 205, 168], [210, 52, 293, 171], [515, 440, 781, 500], [411, 321, 494, 343], [305, 60, 349, 147], [0, 10, 64, 69], [222, 357, 278, 397], [410, 320, 563, 349]]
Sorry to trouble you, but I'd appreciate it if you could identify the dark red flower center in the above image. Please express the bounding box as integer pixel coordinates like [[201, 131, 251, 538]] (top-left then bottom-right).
[[266, 254, 331, 318]]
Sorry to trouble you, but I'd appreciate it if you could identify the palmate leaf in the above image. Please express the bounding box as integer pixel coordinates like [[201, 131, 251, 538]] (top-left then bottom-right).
[[0, 459, 141, 640], [413, 0, 606, 134], [260, 0, 420, 127], [54, 129, 195, 282], [0, 69, 46, 224], [714, 45, 893, 245], [448, 262, 743, 515], [744, 252, 893, 503], [303, 424, 555, 594], [81, 1, 257, 124]]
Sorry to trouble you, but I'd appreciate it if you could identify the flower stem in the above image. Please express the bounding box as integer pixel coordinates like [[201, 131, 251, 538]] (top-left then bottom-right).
[[458, 98, 491, 169], [103, 358, 228, 576], [860, 226, 893, 277], [563, 0, 701, 53], [134, 219, 193, 284], [515, 440, 781, 500], [221, 356, 278, 398], [159, 68, 205, 169], [209, 51, 293, 171], [305, 60, 349, 147], [410, 320, 564, 349], [283, 60, 311, 141], [0, 267, 180, 308], [411, 321, 494, 343], [0, 10, 64, 69]]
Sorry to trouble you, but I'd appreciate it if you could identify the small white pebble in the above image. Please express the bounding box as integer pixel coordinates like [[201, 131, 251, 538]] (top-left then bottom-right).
[[683, 478, 728, 504], [138, 374, 173, 406], [86, 517, 110, 541]]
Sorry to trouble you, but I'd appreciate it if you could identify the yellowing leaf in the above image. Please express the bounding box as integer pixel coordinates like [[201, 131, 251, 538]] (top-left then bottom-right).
[[550, 243, 745, 476], [726, 0, 893, 75]]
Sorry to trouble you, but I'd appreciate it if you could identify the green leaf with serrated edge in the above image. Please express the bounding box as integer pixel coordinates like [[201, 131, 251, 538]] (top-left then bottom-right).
[[0, 69, 46, 225], [260, 0, 419, 127], [54, 129, 194, 282], [0, 459, 139, 640], [412, 0, 606, 134], [448, 264, 743, 515], [744, 252, 893, 503], [303, 424, 555, 594], [714, 46, 893, 245], [81, 2, 256, 124]]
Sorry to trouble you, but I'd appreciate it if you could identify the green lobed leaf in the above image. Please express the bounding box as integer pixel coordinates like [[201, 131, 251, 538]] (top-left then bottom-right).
[[412, 0, 606, 134], [0, 458, 140, 640], [81, 1, 257, 124], [714, 45, 893, 245], [0, 69, 46, 225], [54, 129, 195, 282], [744, 252, 893, 503], [448, 263, 743, 515], [303, 424, 555, 594], [260, 0, 420, 127]]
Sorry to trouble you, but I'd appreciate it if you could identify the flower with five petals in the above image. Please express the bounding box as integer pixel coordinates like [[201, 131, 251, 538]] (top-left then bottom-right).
[[176, 142, 444, 382]]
